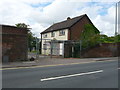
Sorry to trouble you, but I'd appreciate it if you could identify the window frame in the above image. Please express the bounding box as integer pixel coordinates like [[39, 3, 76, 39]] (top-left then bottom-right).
[[59, 30, 65, 36], [51, 32, 55, 37], [43, 34, 47, 38]]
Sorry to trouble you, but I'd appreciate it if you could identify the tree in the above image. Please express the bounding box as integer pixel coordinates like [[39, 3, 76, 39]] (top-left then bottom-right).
[[27, 31, 36, 52], [114, 34, 120, 43], [99, 34, 120, 43], [15, 23, 29, 28], [99, 34, 109, 43], [81, 24, 100, 49], [15, 23, 36, 52]]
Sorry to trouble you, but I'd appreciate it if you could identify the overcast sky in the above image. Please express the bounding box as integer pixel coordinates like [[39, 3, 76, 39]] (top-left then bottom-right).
[[0, 0, 119, 37]]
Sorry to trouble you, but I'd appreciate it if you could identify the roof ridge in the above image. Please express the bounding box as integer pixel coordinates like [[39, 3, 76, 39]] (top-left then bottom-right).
[[41, 14, 87, 34], [53, 14, 86, 25]]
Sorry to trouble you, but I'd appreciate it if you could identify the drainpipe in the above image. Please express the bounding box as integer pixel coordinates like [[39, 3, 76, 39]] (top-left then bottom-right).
[[69, 28, 71, 40], [41, 33, 42, 55]]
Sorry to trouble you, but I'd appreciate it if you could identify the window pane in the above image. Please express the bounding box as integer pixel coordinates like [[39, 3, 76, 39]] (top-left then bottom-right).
[[51, 32, 55, 37]]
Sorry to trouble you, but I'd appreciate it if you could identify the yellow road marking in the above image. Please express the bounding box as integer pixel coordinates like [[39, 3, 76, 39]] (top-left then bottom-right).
[[0, 59, 116, 70], [1, 61, 95, 70]]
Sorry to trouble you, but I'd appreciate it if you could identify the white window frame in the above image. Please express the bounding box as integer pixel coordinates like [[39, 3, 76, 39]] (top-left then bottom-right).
[[59, 30, 65, 36]]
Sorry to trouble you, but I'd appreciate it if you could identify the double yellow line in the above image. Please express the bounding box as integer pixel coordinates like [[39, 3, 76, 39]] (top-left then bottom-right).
[[1, 61, 95, 71], [0, 60, 115, 71]]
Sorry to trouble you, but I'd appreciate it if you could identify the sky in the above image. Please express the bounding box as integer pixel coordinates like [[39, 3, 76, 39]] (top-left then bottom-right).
[[0, 0, 119, 37]]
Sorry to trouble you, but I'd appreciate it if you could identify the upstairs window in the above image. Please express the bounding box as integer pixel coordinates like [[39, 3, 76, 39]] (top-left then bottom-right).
[[51, 32, 55, 37], [43, 34, 47, 38], [59, 30, 65, 36]]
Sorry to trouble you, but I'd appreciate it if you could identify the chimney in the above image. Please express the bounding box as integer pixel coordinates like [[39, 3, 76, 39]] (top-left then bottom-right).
[[67, 17, 71, 20]]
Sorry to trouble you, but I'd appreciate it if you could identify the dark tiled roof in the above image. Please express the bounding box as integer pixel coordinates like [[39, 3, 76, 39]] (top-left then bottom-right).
[[41, 14, 86, 34]]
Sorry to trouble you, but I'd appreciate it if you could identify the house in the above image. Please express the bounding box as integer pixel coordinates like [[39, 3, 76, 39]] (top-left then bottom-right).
[[40, 14, 97, 57], [1, 24, 28, 62]]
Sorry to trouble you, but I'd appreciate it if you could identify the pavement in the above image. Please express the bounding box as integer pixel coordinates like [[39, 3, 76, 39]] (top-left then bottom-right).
[[2, 59, 118, 88], [1, 57, 118, 69]]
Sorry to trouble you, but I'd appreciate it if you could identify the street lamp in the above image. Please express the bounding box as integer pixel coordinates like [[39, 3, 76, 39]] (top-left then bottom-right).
[[115, 2, 117, 36], [115, 1, 120, 36], [118, 1, 120, 35]]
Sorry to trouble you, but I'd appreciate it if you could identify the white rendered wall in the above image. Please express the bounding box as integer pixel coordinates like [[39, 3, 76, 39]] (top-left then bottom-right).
[[41, 29, 68, 55]]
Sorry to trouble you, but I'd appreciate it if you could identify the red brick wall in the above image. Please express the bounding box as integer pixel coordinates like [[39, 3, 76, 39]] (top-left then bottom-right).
[[69, 15, 93, 41], [81, 43, 118, 58], [2, 25, 28, 62], [2, 26, 27, 35], [117, 42, 120, 57]]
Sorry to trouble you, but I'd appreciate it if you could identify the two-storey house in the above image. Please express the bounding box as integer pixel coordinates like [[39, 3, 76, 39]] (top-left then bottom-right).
[[41, 14, 97, 57]]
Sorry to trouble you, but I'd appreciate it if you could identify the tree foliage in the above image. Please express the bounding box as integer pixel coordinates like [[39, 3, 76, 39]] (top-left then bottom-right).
[[81, 24, 120, 49], [15, 23, 36, 52], [113, 34, 120, 43], [73, 24, 119, 58], [15, 23, 29, 28], [81, 24, 100, 49], [99, 34, 120, 43]]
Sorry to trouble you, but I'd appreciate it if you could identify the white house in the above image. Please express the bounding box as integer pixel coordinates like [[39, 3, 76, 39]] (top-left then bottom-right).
[[40, 14, 97, 57]]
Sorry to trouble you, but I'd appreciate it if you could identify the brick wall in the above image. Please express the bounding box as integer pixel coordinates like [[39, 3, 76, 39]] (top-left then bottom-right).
[[2, 25, 28, 62], [117, 42, 120, 57], [81, 43, 118, 58], [69, 15, 93, 41]]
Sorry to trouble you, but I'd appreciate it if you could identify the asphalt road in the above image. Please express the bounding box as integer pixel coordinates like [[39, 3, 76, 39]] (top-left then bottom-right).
[[2, 60, 118, 88]]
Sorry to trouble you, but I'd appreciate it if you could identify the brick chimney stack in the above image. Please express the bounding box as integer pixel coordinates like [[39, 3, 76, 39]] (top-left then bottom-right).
[[67, 17, 71, 20]]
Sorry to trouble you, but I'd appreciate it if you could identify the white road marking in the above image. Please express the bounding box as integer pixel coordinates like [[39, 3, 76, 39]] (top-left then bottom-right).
[[118, 68, 120, 69], [22, 61, 36, 64], [40, 70, 103, 82]]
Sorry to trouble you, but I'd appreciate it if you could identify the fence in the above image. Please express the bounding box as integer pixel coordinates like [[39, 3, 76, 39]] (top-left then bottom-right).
[[28, 38, 119, 60]]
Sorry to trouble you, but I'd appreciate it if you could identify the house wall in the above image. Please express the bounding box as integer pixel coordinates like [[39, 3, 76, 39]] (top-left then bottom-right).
[[41, 29, 68, 55], [69, 15, 93, 41], [2, 25, 28, 62]]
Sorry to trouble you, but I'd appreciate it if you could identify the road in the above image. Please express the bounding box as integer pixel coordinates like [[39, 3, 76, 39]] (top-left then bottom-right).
[[2, 60, 118, 88]]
